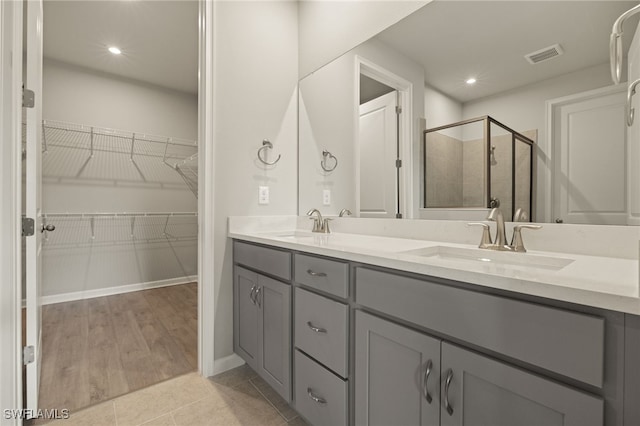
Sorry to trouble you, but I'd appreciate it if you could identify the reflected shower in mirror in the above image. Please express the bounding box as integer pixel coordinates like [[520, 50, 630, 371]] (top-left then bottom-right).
[[424, 116, 535, 222]]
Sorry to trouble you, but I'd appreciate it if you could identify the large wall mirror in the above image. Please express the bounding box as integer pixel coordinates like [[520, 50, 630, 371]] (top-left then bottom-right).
[[298, 1, 640, 225]]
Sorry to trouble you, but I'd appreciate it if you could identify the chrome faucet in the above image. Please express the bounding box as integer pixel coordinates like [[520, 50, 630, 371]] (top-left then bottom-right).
[[487, 208, 509, 249], [306, 208, 331, 233], [339, 209, 352, 217], [469, 208, 541, 252]]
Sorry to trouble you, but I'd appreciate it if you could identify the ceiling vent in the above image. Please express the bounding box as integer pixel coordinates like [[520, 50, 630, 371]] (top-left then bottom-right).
[[524, 44, 564, 65]]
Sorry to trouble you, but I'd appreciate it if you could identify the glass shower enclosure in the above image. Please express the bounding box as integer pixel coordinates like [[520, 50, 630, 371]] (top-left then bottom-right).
[[423, 115, 535, 221]]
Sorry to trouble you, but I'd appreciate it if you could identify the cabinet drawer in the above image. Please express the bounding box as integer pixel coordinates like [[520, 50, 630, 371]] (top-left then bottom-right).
[[234, 241, 291, 281], [295, 288, 348, 377], [355, 267, 605, 388], [294, 254, 348, 298], [295, 350, 347, 426]]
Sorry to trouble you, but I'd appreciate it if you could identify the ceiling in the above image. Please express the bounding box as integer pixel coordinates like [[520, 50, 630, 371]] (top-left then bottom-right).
[[43, 0, 198, 94], [376, 1, 640, 103]]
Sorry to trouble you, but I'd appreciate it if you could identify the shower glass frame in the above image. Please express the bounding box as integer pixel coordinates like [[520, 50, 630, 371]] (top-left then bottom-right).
[[422, 115, 536, 221]]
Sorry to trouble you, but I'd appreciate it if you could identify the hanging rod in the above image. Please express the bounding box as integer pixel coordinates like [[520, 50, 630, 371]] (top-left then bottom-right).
[[42, 212, 198, 218]]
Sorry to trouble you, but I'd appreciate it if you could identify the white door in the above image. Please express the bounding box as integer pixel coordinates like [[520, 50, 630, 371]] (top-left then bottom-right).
[[358, 91, 398, 218], [552, 87, 627, 225], [24, 0, 44, 413]]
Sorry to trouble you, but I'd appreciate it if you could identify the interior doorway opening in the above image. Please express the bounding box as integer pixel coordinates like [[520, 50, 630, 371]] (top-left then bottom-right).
[[356, 58, 414, 219], [22, 0, 201, 415]]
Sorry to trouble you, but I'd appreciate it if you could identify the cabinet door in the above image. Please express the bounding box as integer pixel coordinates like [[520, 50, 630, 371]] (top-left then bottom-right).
[[355, 311, 440, 426], [440, 342, 604, 426], [258, 274, 291, 402], [233, 266, 259, 370]]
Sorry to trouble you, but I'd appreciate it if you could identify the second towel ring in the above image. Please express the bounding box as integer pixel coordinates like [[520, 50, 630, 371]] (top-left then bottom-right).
[[257, 139, 281, 166], [321, 150, 338, 172]]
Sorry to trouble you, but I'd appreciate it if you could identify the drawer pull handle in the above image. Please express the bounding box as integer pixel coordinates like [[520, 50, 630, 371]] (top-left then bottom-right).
[[307, 321, 327, 333], [444, 368, 454, 416], [307, 388, 327, 405], [423, 359, 433, 404], [249, 285, 257, 305], [306, 269, 327, 277]]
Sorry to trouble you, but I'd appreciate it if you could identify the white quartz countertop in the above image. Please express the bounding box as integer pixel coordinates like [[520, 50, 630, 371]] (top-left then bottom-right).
[[229, 217, 640, 315]]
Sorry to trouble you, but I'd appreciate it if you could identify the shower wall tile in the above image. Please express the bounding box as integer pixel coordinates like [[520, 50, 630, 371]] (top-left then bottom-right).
[[463, 139, 485, 207], [425, 132, 463, 207]]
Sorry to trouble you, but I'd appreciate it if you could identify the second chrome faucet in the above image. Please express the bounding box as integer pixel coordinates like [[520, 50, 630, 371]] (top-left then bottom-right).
[[468, 208, 541, 252]]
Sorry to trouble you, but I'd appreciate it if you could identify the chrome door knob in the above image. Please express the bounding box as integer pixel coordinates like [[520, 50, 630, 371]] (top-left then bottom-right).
[[41, 224, 56, 232]]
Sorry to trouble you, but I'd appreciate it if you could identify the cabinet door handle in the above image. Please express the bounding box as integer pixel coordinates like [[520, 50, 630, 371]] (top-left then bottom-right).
[[306, 269, 327, 277], [423, 359, 433, 404], [249, 285, 257, 305], [255, 286, 262, 307], [307, 321, 327, 333], [444, 368, 454, 416], [307, 387, 327, 405]]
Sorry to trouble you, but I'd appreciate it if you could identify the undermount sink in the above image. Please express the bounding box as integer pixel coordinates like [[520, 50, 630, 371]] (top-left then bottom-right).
[[401, 246, 574, 271]]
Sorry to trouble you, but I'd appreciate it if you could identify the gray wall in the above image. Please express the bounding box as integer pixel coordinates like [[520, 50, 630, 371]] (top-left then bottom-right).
[[213, 0, 299, 360]]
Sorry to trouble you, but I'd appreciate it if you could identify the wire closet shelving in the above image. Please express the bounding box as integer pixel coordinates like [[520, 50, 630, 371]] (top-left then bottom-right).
[[40, 120, 199, 197], [42, 212, 198, 248]]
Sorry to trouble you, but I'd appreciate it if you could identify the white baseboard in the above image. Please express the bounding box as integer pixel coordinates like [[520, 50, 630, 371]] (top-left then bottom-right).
[[38, 275, 197, 305], [211, 353, 245, 377]]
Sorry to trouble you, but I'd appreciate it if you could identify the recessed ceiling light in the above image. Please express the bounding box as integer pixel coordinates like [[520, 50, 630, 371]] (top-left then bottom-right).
[[108, 46, 122, 55], [466, 78, 477, 85]]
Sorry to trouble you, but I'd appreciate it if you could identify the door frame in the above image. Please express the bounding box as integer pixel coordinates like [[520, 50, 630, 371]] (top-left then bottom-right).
[[545, 84, 627, 224], [0, 0, 24, 424], [197, 0, 216, 379], [355, 56, 413, 219], [1, 0, 216, 419]]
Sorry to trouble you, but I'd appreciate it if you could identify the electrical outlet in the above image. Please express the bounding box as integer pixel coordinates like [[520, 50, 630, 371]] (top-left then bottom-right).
[[259, 186, 269, 205], [323, 189, 331, 206]]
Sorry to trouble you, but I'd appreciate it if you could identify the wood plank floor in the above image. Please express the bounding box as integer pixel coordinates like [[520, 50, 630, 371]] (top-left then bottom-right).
[[38, 283, 198, 414]]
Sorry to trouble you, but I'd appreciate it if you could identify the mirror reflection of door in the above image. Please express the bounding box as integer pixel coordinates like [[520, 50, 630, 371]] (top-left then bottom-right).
[[358, 75, 398, 218], [551, 87, 627, 225]]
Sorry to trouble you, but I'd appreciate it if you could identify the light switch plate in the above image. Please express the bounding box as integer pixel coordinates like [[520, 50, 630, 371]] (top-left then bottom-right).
[[259, 186, 269, 205], [323, 189, 331, 206]]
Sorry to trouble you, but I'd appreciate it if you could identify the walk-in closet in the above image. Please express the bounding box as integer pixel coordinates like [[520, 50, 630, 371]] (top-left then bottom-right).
[[32, 1, 199, 413]]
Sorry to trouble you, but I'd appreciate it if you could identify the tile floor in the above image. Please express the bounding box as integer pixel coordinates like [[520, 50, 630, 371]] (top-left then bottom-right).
[[43, 365, 307, 426]]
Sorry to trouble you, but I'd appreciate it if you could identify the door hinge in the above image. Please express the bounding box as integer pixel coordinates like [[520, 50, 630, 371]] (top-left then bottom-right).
[[23, 346, 34, 365], [395, 106, 402, 114], [396, 213, 403, 219], [22, 217, 35, 237], [395, 159, 402, 168], [23, 88, 35, 108]]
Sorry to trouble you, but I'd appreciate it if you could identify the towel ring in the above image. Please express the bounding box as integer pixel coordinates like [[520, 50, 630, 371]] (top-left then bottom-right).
[[257, 139, 281, 166], [321, 150, 338, 172]]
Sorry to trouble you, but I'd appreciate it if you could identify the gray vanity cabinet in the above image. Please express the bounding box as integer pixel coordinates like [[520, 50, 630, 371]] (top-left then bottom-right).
[[440, 342, 604, 426], [234, 266, 260, 371], [355, 309, 604, 426], [355, 311, 441, 426], [233, 265, 291, 401]]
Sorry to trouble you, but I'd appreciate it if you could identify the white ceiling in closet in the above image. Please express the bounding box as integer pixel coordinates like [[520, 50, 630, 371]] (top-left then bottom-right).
[[43, 0, 198, 94]]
